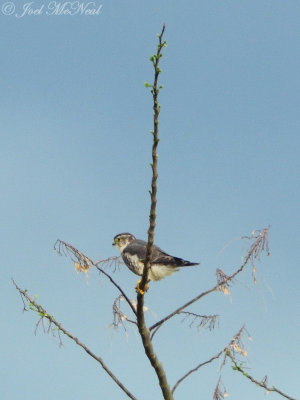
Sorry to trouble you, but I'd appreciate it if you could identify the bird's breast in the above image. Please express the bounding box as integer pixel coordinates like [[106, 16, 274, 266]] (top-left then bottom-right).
[[122, 253, 145, 276]]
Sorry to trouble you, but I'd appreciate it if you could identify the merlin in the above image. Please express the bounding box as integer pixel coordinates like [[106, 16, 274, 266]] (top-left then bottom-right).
[[113, 232, 199, 294]]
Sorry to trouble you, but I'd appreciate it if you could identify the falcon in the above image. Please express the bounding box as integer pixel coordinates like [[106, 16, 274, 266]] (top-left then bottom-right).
[[113, 232, 199, 294]]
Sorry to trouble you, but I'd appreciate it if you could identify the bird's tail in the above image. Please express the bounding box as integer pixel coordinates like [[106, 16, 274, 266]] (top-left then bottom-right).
[[175, 257, 199, 267]]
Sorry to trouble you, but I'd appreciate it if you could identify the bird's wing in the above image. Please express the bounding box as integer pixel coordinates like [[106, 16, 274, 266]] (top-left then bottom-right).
[[124, 240, 147, 259], [151, 245, 199, 267], [150, 246, 178, 265], [125, 240, 170, 264], [126, 240, 198, 267]]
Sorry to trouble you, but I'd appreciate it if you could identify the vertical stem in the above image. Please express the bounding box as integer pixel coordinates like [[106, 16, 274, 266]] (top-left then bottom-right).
[[136, 24, 173, 400]]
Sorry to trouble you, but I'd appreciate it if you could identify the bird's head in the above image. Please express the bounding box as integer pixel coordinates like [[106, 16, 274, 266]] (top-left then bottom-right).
[[113, 233, 136, 252]]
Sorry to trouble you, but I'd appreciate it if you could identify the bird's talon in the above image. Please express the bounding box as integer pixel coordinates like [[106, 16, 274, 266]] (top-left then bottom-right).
[[136, 287, 145, 295], [136, 279, 149, 295]]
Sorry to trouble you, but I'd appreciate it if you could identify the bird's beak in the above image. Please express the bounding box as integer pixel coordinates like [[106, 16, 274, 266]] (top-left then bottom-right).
[[112, 241, 115, 246]]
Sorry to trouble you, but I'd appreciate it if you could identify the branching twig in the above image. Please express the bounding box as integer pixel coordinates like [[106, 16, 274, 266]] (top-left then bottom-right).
[[150, 311, 218, 340], [12, 279, 138, 400], [136, 24, 174, 400], [54, 239, 137, 317], [172, 348, 225, 394], [213, 377, 228, 400], [227, 353, 296, 400], [179, 311, 218, 331], [111, 295, 137, 330], [171, 325, 246, 394], [149, 227, 270, 333]]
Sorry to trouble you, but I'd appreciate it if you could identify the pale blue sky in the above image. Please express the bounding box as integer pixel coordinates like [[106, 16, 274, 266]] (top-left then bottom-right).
[[1, 1, 299, 399]]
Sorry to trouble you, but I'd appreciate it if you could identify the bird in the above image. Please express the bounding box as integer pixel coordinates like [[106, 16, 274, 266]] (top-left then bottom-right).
[[113, 232, 199, 294]]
